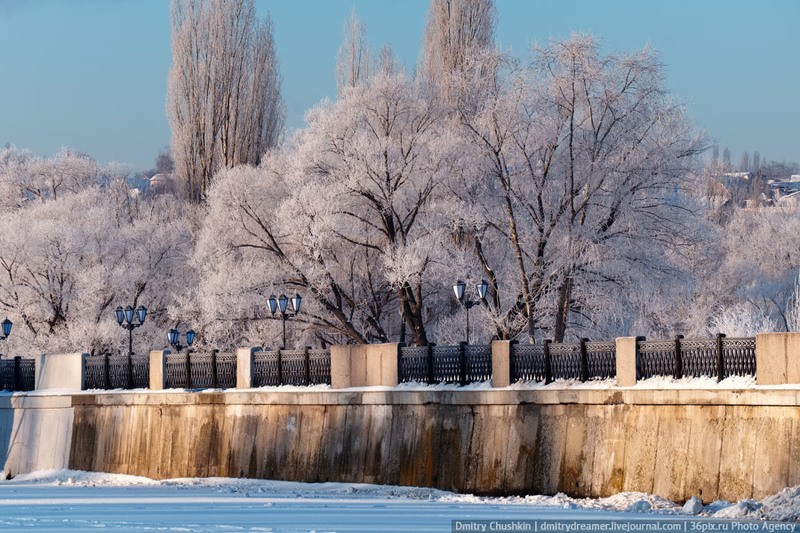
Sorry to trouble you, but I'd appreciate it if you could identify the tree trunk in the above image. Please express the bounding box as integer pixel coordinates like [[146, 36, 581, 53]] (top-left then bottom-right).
[[398, 282, 428, 346]]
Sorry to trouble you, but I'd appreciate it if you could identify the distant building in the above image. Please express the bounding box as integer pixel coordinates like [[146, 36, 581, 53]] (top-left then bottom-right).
[[149, 173, 178, 196], [776, 190, 800, 208]]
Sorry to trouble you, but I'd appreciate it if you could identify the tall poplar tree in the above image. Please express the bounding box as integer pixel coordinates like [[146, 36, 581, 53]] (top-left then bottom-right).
[[420, 0, 496, 101], [168, 0, 284, 203]]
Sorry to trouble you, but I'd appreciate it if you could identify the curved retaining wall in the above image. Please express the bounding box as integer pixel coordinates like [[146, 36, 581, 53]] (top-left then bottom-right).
[[3, 388, 800, 502]]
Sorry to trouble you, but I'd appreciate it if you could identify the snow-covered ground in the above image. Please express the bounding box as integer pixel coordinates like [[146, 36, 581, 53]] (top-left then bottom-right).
[[0, 470, 798, 532]]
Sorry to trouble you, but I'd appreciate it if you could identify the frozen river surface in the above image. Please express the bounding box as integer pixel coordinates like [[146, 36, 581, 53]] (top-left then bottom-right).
[[0, 471, 797, 532]]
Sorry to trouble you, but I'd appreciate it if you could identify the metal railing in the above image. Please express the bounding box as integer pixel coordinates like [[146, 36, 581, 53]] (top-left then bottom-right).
[[164, 351, 237, 390], [398, 343, 492, 384], [510, 340, 617, 384], [637, 334, 755, 381], [84, 354, 149, 390], [0, 356, 36, 392], [252, 348, 331, 387]]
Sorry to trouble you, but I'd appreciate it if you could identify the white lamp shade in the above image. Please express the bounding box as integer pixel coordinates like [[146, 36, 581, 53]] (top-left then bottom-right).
[[453, 280, 466, 301], [477, 279, 489, 300], [290, 293, 302, 313]]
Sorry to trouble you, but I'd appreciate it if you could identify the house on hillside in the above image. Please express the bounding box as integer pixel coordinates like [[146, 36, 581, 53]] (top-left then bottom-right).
[[149, 173, 179, 196]]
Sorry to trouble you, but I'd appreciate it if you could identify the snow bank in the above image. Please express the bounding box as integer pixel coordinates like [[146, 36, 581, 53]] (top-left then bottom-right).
[[5, 469, 800, 522]]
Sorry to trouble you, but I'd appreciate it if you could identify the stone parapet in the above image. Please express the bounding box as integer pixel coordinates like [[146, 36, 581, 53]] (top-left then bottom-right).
[[236, 347, 259, 389], [756, 332, 800, 385], [149, 350, 168, 390], [331, 343, 399, 388], [615, 337, 638, 387], [490, 340, 512, 388], [34, 352, 87, 391]]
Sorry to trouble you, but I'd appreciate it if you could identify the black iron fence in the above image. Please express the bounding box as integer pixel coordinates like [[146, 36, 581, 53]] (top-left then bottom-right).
[[637, 334, 756, 381], [84, 354, 150, 390], [164, 351, 237, 389], [252, 348, 331, 387], [5, 336, 758, 392], [0, 356, 36, 391], [398, 343, 492, 384], [510, 340, 617, 383]]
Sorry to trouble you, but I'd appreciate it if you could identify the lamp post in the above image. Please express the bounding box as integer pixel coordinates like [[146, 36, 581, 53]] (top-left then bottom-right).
[[267, 293, 302, 348], [0, 318, 12, 341], [114, 304, 147, 389], [167, 328, 196, 352], [453, 279, 488, 344], [0, 318, 12, 358]]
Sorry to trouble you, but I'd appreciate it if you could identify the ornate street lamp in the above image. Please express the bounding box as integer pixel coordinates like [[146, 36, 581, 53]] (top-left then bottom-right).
[[115, 305, 147, 356], [453, 279, 488, 344], [0, 318, 12, 341], [268, 293, 302, 348], [167, 328, 196, 352], [114, 304, 147, 389], [0, 317, 12, 358]]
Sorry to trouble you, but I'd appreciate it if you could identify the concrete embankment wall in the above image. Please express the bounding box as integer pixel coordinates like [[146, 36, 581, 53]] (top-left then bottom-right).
[[0, 394, 73, 478], [2, 388, 792, 502]]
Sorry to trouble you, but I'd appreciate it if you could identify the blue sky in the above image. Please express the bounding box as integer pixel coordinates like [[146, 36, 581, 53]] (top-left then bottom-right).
[[0, 0, 797, 171]]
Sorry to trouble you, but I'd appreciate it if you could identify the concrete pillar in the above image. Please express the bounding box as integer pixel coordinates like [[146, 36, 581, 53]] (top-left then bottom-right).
[[330, 345, 353, 389], [615, 337, 638, 387], [331, 344, 400, 388], [365, 343, 399, 387], [149, 350, 168, 390], [491, 340, 513, 388], [34, 352, 87, 390], [756, 332, 800, 385], [236, 347, 259, 389]]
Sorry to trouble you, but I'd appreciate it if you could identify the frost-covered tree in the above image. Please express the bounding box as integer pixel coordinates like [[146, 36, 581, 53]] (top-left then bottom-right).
[[194, 72, 456, 347], [454, 35, 706, 341], [723, 147, 731, 169], [420, 0, 495, 101], [336, 8, 372, 94], [739, 151, 750, 172], [0, 146, 99, 205], [0, 148, 196, 356], [696, 204, 800, 335], [168, 0, 284, 202]]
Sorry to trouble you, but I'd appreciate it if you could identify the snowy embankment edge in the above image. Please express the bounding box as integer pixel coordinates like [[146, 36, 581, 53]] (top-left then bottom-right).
[[2, 469, 799, 522]]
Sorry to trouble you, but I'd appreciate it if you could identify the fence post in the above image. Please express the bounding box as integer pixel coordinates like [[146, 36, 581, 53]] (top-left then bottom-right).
[[127, 352, 133, 390], [579, 338, 589, 382], [716, 333, 726, 382], [185, 351, 192, 389], [396, 343, 405, 384], [277, 348, 283, 385], [510, 339, 519, 385], [674, 335, 684, 379], [304, 346, 311, 386], [543, 339, 553, 384], [459, 341, 468, 386], [13, 356, 22, 391], [426, 343, 436, 384], [103, 353, 111, 389], [211, 349, 219, 389]]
